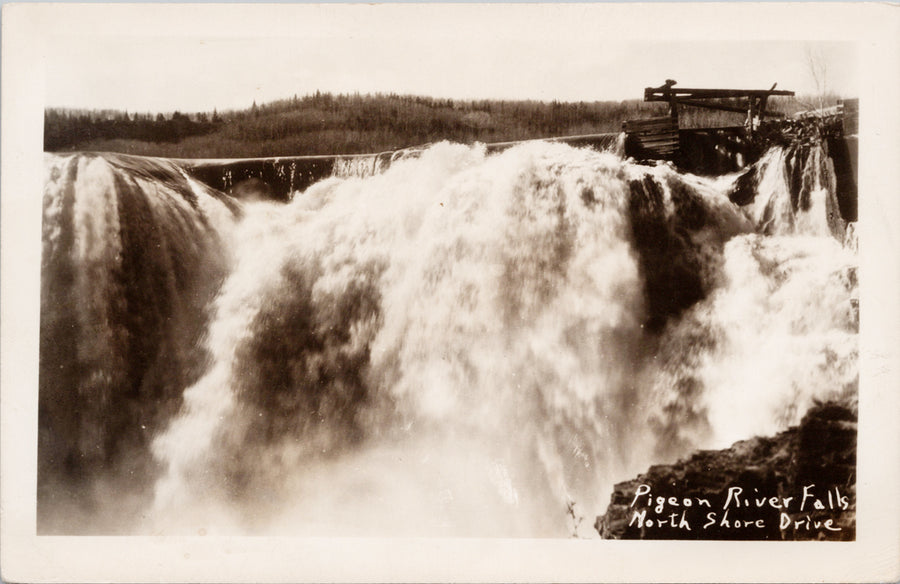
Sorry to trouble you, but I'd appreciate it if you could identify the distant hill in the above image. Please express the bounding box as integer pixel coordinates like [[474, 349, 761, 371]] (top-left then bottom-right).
[[44, 91, 814, 159]]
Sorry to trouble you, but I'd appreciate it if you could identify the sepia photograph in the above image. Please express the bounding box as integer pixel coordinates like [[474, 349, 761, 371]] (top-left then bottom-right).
[[2, 2, 898, 582]]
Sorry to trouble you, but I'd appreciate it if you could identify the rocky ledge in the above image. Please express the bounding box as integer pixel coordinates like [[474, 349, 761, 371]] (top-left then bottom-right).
[[596, 401, 856, 540]]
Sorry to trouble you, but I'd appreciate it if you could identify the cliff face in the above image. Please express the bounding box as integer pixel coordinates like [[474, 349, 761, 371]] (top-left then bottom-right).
[[596, 401, 856, 540]]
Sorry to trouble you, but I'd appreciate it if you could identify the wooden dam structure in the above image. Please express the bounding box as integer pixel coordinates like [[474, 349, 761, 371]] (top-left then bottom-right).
[[621, 81, 858, 221], [624, 79, 795, 161]]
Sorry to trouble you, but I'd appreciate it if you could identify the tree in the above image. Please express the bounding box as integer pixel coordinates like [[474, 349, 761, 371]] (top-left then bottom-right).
[[805, 45, 829, 111]]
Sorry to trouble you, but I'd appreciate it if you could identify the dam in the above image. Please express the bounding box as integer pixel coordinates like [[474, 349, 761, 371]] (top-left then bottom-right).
[[174, 82, 859, 223]]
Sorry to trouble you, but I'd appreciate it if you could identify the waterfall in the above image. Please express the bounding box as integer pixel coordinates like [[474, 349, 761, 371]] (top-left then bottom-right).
[[39, 141, 857, 537]]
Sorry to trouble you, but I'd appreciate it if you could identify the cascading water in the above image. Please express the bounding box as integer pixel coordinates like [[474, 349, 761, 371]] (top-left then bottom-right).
[[742, 143, 847, 239], [330, 152, 393, 180], [39, 139, 857, 537], [39, 152, 237, 532]]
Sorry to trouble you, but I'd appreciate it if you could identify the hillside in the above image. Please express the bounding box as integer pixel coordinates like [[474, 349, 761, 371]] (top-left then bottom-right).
[[44, 91, 822, 159]]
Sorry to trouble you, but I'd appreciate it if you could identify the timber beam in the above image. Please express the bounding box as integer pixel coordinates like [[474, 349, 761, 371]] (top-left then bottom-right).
[[644, 84, 795, 102]]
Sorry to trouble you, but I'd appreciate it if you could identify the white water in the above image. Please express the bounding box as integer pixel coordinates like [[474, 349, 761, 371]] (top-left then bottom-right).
[[40, 141, 858, 537], [143, 142, 856, 537], [646, 234, 857, 457], [748, 144, 846, 239]]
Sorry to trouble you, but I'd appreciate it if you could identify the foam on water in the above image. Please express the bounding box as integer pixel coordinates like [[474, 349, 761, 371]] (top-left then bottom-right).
[[747, 144, 846, 239], [39, 141, 858, 537]]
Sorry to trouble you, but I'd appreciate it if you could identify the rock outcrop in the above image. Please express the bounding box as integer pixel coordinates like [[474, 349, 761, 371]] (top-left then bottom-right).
[[596, 401, 856, 540]]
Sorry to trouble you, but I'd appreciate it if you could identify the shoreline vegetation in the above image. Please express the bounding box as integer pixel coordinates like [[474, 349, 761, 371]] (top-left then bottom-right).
[[44, 90, 840, 159]]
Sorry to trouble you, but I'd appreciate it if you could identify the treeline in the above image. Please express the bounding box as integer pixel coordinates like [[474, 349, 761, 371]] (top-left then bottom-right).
[[44, 109, 223, 152], [44, 90, 812, 158]]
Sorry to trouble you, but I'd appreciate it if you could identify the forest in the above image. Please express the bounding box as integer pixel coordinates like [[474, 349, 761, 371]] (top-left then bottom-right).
[[44, 90, 824, 159]]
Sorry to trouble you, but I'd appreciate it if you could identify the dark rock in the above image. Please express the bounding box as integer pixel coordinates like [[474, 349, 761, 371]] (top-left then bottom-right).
[[596, 401, 856, 540], [727, 164, 757, 206]]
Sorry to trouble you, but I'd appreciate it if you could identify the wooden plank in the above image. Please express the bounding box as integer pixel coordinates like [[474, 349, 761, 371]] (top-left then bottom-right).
[[625, 122, 676, 131], [645, 87, 795, 100], [627, 122, 677, 130], [631, 136, 675, 141], [627, 116, 675, 124], [625, 115, 675, 123], [624, 117, 678, 131], [676, 99, 785, 117], [840, 98, 859, 113], [630, 127, 678, 135], [630, 132, 679, 139], [637, 137, 679, 143], [631, 133, 677, 139], [629, 122, 677, 128], [840, 98, 859, 135], [641, 137, 679, 144], [624, 113, 680, 159], [629, 125, 677, 131], [626, 117, 676, 124], [632, 134, 679, 140]]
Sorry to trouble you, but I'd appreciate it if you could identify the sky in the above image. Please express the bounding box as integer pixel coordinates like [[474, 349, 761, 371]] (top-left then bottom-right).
[[41, 5, 857, 114]]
